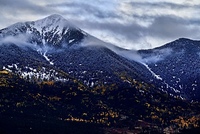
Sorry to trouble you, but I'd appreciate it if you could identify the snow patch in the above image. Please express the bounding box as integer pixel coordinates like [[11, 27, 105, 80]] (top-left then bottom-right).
[[4, 63, 68, 82], [69, 39, 75, 43], [142, 63, 162, 80], [163, 81, 180, 93], [43, 51, 54, 65]]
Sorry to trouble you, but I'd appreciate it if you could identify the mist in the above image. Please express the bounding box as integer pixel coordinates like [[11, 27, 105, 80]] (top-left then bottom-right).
[[81, 35, 174, 64], [141, 48, 173, 64], [81, 35, 143, 63], [0, 34, 37, 48], [0, 34, 29, 45], [0, 32, 172, 65], [0, 34, 58, 53]]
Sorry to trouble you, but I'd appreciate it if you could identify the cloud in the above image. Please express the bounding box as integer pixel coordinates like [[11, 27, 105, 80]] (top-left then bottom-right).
[[0, 0, 49, 13], [81, 35, 143, 62], [0, 0, 57, 28], [48, 2, 119, 20], [53, 1, 200, 49], [0, 34, 41, 52], [147, 15, 200, 38], [0, 34, 56, 55], [69, 14, 200, 49], [0, 0, 200, 50], [0, 34, 29, 45], [141, 48, 173, 63]]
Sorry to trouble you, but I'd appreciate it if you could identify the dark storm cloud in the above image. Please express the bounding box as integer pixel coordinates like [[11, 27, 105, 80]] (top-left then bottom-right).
[[147, 15, 200, 39], [0, 0, 56, 29], [129, 1, 200, 9], [0, 0, 49, 14], [75, 20, 145, 40]]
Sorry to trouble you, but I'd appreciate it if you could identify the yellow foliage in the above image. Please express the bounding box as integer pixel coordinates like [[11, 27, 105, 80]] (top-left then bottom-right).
[[42, 81, 54, 86], [83, 113, 87, 116], [16, 102, 24, 107], [151, 115, 159, 120], [48, 96, 61, 101], [145, 103, 150, 108], [0, 70, 9, 75]]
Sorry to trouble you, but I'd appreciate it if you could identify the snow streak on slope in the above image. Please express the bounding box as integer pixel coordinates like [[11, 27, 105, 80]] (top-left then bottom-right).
[[36, 48, 54, 65], [142, 63, 181, 94], [43, 51, 54, 65], [142, 63, 162, 80]]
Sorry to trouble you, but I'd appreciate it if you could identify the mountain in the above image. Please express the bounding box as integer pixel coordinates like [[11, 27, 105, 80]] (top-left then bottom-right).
[[0, 14, 85, 47], [0, 14, 200, 133], [0, 14, 145, 85], [139, 38, 200, 101]]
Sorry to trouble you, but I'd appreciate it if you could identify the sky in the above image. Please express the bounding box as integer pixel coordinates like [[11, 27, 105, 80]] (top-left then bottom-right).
[[0, 0, 200, 50]]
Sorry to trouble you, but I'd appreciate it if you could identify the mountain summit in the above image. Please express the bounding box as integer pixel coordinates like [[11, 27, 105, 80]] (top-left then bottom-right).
[[0, 14, 85, 47]]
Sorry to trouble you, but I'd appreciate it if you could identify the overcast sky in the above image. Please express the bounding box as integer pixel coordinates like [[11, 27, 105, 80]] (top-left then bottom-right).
[[0, 0, 200, 50]]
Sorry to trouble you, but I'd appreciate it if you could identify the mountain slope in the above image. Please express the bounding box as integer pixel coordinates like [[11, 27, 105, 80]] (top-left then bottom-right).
[[139, 38, 200, 101], [0, 14, 153, 91]]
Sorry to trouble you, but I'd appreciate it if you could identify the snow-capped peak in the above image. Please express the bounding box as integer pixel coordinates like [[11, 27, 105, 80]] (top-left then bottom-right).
[[45, 14, 65, 20], [0, 14, 86, 47], [33, 14, 72, 31]]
